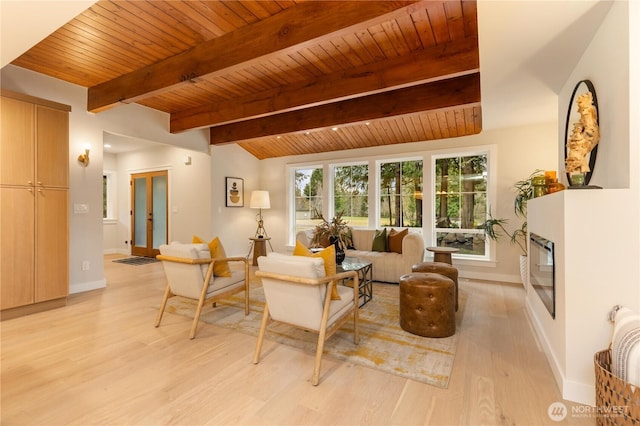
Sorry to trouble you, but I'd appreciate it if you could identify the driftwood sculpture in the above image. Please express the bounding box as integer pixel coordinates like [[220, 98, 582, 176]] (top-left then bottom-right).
[[565, 91, 600, 174]]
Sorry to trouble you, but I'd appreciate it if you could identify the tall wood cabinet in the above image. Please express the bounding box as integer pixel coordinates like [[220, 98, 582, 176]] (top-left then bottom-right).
[[0, 90, 70, 317]]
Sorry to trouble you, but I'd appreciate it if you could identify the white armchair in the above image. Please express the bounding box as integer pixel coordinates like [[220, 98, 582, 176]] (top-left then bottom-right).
[[155, 242, 249, 339], [253, 253, 359, 385]]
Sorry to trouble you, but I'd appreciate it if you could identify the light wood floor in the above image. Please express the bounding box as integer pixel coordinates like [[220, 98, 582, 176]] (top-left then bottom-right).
[[1, 255, 593, 425]]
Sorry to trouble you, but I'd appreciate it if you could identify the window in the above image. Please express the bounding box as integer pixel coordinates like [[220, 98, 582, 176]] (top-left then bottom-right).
[[379, 159, 423, 228], [433, 153, 488, 257], [333, 163, 368, 227], [103, 171, 116, 220], [288, 149, 496, 260], [293, 166, 323, 234]]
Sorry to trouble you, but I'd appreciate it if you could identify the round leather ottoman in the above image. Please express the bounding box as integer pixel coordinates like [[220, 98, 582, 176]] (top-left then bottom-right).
[[399, 273, 455, 338], [412, 262, 459, 311]]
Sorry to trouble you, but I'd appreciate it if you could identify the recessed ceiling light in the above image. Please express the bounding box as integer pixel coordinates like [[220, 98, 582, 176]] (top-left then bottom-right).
[[305, 132, 310, 135], [103, 144, 112, 148], [365, 122, 370, 126], [332, 127, 338, 131], [276, 136, 281, 139]]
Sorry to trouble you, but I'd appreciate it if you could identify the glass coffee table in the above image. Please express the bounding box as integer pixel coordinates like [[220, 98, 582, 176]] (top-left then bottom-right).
[[337, 257, 373, 307]]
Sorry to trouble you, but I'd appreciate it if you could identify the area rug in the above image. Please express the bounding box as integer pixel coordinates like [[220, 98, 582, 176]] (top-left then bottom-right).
[[163, 283, 463, 388], [112, 256, 159, 266]]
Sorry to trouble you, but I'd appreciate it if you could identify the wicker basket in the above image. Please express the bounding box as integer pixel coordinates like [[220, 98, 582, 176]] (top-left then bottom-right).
[[594, 349, 640, 425]]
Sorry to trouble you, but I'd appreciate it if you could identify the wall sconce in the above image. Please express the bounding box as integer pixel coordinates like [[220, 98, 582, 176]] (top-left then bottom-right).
[[78, 144, 90, 167]]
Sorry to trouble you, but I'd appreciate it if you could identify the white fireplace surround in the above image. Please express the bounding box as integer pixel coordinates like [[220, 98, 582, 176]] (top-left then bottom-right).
[[527, 189, 637, 405]]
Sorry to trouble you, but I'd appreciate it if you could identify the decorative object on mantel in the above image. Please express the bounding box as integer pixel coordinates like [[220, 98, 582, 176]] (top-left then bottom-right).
[[564, 79, 602, 189], [531, 174, 548, 198], [544, 170, 565, 194], [531, 171, 565, 198]]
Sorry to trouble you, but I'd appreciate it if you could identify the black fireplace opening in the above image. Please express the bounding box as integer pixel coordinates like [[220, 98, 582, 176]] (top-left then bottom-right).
[[530, 233, 555, 319]]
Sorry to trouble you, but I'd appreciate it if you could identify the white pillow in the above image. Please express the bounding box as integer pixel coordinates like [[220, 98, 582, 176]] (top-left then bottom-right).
[[611, 307, 640, 387], [261, 252, 325, 279]]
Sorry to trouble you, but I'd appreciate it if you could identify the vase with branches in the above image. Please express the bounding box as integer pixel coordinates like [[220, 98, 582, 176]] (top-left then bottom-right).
[[310, 210, 352, 264]]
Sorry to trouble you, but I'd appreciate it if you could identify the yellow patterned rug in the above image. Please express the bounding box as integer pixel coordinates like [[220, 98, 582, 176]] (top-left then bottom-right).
[[164, 282, 463, 388]]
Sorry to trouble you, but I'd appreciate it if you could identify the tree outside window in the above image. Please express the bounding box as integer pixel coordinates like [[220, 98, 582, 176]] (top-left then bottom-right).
[[294, 167, 323, 234], [379, 159, 423, 227], [434, 154, 488, 256], [334, 164, 368, 227]]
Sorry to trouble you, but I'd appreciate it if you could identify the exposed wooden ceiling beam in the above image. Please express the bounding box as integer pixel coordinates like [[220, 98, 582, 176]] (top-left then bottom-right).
[[170, 36, 479, 132], [87, 0, 422, 113], [209, 73, 481, 145]]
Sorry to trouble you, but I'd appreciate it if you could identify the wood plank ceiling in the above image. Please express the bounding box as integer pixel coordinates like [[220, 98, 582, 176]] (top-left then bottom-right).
[[12, 0, 481, 159]]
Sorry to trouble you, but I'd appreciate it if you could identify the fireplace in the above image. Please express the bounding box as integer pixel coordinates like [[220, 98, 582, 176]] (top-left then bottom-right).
[[530, 233, 556, 319]]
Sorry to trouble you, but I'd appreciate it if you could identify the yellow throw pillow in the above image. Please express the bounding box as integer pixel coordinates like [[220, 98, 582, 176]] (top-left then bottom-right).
[[293, 241, 341, 300], [192, 236, 232, 277], [388, 228, 408, 254]]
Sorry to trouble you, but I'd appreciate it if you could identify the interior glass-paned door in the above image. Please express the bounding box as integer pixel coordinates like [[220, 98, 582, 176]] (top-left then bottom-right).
[[131, 170, 167, 257]]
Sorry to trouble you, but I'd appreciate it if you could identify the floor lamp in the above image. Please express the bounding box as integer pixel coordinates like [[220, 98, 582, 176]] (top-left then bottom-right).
[[250, 190, 270, 238]]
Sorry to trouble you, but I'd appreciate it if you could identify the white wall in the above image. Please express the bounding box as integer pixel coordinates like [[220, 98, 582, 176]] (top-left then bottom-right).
[[105, 145, 213, 254], [527, 0, 640, 405], [103, 142, 261, 259], [1, 64, 209, 293], [252, 122, 558, 283], [209, 144, 261, 257], [102, 152, 119, 253]]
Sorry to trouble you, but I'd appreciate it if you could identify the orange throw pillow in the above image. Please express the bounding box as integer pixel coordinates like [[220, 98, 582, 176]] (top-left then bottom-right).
[[293, 241, 341, 300], [192, 236, 232, 277], [388, 228, 408, 254]]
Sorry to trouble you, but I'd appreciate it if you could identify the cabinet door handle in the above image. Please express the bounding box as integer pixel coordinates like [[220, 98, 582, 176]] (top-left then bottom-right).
[[27, 181, 33, 185], [37, 181, 42, 185]]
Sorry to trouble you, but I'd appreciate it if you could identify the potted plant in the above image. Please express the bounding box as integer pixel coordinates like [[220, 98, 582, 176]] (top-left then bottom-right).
[[310, 210, 352, 264], [480, 170, 541, 284]]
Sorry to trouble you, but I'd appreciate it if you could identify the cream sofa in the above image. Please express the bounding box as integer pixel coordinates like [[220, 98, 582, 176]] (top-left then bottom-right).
[[296, 228, 425, 283]]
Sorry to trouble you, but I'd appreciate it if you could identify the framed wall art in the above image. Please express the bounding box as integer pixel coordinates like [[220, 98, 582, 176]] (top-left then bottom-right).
[[225, 177, 244, 207]]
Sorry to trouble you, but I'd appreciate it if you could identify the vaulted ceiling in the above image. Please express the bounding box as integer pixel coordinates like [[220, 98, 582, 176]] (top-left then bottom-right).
[[11, 0, 481, 159]]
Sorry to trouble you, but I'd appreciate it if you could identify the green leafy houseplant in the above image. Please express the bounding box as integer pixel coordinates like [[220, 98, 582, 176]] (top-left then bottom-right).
[[481, 170, 540, 256], [310, 210, 352, 251]]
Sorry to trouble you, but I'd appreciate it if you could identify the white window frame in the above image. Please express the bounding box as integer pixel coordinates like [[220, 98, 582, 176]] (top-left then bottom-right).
[[375, 156, 424, 230], [285, 147, 496, 265], [287, 164, 325, 245], [428, 145, 497, 263], [330, 160, 370, 229]]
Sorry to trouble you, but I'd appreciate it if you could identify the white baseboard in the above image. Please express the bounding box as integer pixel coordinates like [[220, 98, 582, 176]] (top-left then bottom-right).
[[70, 279, 106, 294], [525, 298, 594, 406], [103, 248, 129, 255], [563, 378, 595, 406], [459, 270, 521, 284]]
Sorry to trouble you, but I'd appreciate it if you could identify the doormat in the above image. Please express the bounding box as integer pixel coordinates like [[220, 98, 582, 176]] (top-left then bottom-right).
[[112, 256, 159, 266]]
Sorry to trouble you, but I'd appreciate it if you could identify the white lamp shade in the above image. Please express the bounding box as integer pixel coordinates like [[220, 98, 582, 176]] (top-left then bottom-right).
[[250, 190, 270, 209]]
